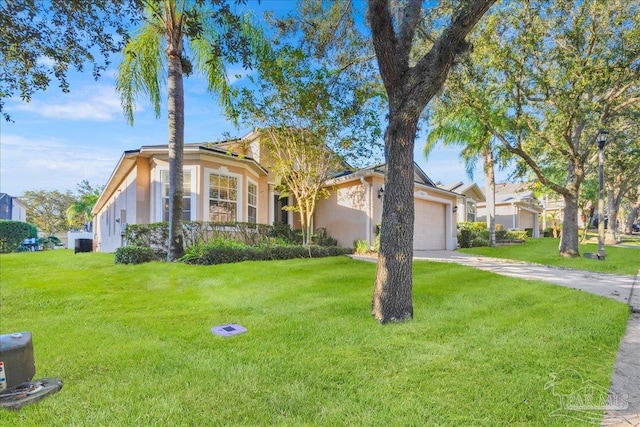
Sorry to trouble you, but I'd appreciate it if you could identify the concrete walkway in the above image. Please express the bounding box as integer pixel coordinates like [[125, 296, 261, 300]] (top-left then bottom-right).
[[353, 251, 640, 426]]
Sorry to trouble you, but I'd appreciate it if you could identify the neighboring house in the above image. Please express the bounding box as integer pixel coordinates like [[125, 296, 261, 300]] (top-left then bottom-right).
[[0, 193, 27, 222], [92, 131, 459, 252], [538, 193, 589, 229], [476, 182, 543, 237], [437, 182, 486, 223]]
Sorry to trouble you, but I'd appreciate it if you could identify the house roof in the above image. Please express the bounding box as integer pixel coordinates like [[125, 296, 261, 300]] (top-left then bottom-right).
[[324, 162, 459, 198], [326, 162, 435, 186], [476, 181, 543, 212], [493, 182, 537, 204], [437, 181, 486, 202]]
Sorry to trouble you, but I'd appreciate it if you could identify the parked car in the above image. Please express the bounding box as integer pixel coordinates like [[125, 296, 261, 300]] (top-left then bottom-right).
[[633, 223, 640, 232]]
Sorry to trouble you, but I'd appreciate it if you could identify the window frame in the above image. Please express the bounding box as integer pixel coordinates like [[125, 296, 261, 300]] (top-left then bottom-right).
[[155, 165, 197, 222], [204, 168, 243, 222], [247, 179, 258, 224], [466, 198, 477, 222]]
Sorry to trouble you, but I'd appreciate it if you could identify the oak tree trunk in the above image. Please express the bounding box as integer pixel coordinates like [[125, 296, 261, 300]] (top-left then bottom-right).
[[367, 0, 495, 323], [559, 192, 580, 257], [372, 116, 418, 323]]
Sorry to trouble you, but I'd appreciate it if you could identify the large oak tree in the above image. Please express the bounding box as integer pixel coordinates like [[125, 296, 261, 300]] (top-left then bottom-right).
[[441, 0, 640, 257], [367, 0, 495, 323]]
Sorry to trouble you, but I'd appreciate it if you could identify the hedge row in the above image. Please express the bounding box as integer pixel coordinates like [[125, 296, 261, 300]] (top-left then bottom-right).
[[114, 246, 160, 264], [457, 221, 530, 248], [124, 221, 337, 254], [0, 220, 38, 253], [181, 241, 352, 266]]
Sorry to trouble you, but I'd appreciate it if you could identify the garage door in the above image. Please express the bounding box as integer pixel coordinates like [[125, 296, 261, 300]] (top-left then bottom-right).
[[414, 199, 446, 250]]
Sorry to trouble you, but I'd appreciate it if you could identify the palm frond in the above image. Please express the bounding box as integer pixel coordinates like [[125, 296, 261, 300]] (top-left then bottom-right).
[[116, 21, 165, 124]]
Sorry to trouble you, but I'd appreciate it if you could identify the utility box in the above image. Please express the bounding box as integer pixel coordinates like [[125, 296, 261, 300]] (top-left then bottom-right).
[[0, 332, 35, 391], [0, 332, 63, 410], [74, 238, 93, 254]]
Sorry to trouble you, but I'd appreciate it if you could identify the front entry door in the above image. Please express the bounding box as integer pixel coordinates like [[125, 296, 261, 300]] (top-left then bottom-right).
[[274, 195, 289, 224]]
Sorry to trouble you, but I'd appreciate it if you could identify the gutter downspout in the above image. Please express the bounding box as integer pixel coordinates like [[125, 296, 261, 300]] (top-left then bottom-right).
[[361, 177, 371, 246]]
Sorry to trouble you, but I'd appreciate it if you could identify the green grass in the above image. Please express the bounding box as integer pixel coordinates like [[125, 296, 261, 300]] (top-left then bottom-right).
[[459, 238, 640, 275], [0, 250, 630, 426]]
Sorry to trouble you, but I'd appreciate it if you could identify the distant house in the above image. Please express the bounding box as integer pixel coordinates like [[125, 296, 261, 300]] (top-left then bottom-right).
[[476, 182, 542, 237], [91, 131, 459, 252], [437, 182, 486, 223], [0, 193, 27, 222]]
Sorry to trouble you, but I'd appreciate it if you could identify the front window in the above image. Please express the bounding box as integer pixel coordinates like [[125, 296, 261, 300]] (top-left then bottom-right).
[[247, 182, 257, 223], [208, 173, 238, 222], [161, 170, 192, 221], [466, 199, 476, 222]]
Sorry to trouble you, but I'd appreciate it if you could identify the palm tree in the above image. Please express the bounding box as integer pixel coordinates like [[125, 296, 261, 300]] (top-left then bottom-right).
[[425, 101, 510, 246], [116, 0, 267, 260]]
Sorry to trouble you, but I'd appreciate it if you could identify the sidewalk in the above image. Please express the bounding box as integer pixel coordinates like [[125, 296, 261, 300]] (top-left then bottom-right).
[[353, 251, 640, 426]]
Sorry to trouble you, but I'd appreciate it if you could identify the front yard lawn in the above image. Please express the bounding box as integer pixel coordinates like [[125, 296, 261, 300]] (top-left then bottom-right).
[[0, 250, 630, 426], [460, 237, 640, 275]]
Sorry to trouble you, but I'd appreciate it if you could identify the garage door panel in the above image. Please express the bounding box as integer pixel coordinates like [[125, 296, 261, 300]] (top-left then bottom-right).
[[414, 200, 446, 250]]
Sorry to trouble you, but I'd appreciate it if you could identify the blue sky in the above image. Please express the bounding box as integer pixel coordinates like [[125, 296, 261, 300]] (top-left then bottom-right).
[[0, 2, 504, 198]]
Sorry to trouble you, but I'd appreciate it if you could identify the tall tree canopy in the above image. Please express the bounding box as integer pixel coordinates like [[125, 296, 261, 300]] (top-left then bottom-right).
[[116, 0, 268, 260], [232, 0, 384, 245], [0, 0, 143, 121], [367, 0, 495, 323], [66, 181, 103, 231], [425, 97, 512, 246], [441, 0, 640, 257], [21, 189, 78, 235]]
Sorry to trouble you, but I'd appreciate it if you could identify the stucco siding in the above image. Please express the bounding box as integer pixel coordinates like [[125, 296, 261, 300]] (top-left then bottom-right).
[[315, 182, 370, 249], [96, 168, 138, 253]]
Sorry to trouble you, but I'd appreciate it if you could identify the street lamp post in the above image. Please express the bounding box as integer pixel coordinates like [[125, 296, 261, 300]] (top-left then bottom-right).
[[596, 129, 608, 260]]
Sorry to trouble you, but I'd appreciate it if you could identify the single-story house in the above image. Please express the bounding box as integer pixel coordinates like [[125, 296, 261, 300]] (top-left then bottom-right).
[[476, 182, 543, 237], [91, 131, 459, 252], [436, 182, 486, 223]]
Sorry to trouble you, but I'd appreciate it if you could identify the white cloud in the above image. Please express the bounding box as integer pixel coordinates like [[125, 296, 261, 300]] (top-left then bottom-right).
[[13, 85, 125, 121], [0, 134, 119, 195]]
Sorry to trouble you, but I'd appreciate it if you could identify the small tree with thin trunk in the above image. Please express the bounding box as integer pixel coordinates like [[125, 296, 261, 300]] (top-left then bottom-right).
[[261, 128, 340, 246]]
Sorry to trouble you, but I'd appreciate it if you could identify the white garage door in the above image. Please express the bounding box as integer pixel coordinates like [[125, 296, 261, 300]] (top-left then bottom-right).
[[414, 199, 446, 250]]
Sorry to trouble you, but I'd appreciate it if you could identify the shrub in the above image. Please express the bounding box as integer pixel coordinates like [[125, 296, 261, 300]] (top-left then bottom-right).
[[505, 230, 528, 241], [457, 222, 489, 248], [40, 235, 62, 250], [458, 229, 473, 248], [495, 229, 509, 240], [0, 220, 37, 253], [471, 237, 490, 247], [115, 246, 157, 264], [353, 240, 370, 255], [312, 228, 338, 247]]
